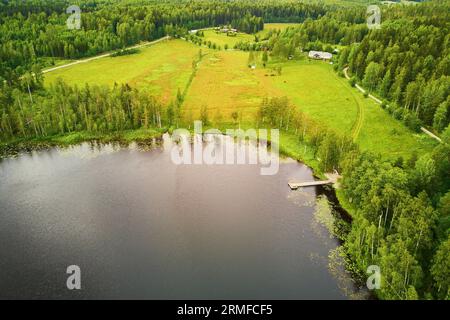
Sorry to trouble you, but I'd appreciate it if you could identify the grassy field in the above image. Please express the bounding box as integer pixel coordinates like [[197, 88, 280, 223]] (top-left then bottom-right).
[[184, 50, 436, 159], [263, 59, 358, 134], [43, 33, 436, 161], [258, 23, 299, 35], [44, 39, 203, 103], [182, 50, 279, 123], [263, 59, 437, 158], [201, 29, 254, 48]]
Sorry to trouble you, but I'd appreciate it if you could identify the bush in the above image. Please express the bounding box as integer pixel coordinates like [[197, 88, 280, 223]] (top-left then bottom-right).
[[392, 107, 403, 120], [403, 112, 422, 132], [349, 77, 356, 87], [110, 48, 140, 57]]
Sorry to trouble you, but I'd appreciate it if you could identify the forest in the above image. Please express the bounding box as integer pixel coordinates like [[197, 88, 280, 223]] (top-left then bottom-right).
[[0, 0, 449, 300]]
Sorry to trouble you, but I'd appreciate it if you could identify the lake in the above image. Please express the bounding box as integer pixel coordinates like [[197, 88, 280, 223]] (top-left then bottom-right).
[[0, 135, 363, 299]]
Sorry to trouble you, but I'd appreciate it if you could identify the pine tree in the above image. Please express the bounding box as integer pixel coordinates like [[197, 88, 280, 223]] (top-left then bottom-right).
[[433, 100, 449, 133]]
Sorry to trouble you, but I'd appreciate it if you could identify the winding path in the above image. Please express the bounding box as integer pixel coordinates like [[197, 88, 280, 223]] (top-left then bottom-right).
[[334, 70, 364, 141], [343, 67, 442, 143], [352, 95, 364, 141]]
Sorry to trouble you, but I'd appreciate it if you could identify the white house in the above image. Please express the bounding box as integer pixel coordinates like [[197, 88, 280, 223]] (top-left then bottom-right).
[[308, 51, 332, 61]]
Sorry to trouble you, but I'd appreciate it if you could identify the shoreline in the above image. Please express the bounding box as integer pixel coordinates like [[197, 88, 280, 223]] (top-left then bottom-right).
[[0, 128, 352, 217], [0, 128, 367, 298], [0, 128, 353, 219]]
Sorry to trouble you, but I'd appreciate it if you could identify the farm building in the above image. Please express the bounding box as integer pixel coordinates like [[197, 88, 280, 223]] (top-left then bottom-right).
[[308, 51, 333, 61]]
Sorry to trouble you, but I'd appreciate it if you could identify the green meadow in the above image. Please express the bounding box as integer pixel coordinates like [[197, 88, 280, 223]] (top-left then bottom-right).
[[42, 30, 436, 161], [201, 29, 254, 48], [263, 59, 437, 158], [44, 39, 204, 103], [183, 49, 279, 122], [258, 23, 300, 34]]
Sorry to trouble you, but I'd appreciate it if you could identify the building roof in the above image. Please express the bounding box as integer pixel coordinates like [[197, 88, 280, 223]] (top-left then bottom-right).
[[308, 51, 332, 60]]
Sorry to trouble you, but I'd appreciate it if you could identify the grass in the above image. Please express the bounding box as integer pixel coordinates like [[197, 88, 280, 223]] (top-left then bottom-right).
[[257, 23, 300, 36], [201, 29, 254, 48], [262, 58, 437, 160], [41, 33, 436, 162], [182, 50, 279, 122], [263, 59, 358, 134], [183, 45, 435, 160], [44, 39, 204, 103]]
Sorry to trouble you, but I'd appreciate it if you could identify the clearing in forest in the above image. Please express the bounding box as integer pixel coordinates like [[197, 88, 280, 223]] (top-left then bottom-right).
[[200, 29, 255, 48], [258, 23, 299, 35], [199, 23, 299, 48], [182, 50, 279, 123], [43, 35, 436, 160], [44, 39, 203, 103]]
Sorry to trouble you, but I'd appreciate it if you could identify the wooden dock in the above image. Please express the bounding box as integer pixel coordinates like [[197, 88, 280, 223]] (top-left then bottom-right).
[[288, 180, 333, 190], [288, 172, 341, 190]]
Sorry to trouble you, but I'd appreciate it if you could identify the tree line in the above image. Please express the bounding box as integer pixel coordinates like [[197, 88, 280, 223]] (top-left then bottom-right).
[[340, 127, 450, 299], [0, 77, 168, 140]]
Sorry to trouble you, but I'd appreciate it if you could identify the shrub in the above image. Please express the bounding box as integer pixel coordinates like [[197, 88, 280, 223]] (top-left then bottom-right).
[[110, 48, 140, 57], [349, 77, 356, 87], [392, 107, 403, 120], [403, 112, 422, 132]]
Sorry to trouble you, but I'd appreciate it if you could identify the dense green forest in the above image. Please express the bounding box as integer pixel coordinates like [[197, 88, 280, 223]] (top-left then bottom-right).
[[0, 0, 449, 300]]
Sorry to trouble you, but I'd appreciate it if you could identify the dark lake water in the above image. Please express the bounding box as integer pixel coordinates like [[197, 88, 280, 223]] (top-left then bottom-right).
[[0, 136, 363, 299]]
